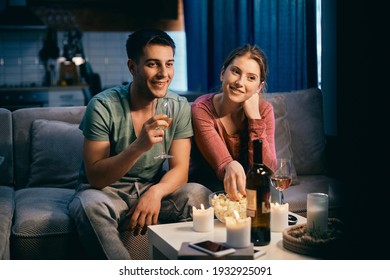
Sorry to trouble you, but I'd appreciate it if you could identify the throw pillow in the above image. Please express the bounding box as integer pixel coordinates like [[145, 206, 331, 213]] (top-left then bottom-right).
[[265, 94, 299, 185], [276, 88, 327, 175], [26, 119, 83, 189]]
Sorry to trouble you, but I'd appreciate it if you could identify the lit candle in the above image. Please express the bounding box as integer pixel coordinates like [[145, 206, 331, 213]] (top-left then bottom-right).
[[271, 202, 289, 232], [306, 193, 328, 238], [225, 210, 251, 248], [192, 204, 214, 232]]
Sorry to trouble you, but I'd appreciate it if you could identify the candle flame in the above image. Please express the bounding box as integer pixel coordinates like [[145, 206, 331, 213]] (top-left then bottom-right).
[[200, 203, 204, 210]]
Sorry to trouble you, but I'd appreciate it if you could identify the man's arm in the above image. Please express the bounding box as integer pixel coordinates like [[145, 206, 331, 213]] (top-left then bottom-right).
[[82, 139, 144, 189], [83, 115, 166, 189]]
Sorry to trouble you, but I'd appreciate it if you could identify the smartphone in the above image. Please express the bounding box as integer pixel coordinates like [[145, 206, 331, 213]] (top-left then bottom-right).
[[189, 240, 236, 257], [254, 248, 266, 258]]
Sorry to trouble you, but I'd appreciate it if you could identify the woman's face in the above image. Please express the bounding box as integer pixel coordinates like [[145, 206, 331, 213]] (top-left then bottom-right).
[[220, 53, 262, 103]]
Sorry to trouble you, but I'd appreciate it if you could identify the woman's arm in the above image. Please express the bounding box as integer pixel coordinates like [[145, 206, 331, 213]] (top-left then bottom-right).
[[191, 97, 233, 181]]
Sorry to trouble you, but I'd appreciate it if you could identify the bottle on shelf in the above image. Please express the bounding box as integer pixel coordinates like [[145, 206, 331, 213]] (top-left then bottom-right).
[[246, 139, 272, 246]]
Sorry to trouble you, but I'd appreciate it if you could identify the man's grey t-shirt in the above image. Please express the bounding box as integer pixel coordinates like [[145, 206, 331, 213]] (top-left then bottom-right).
[[78, 83, 193, 186]]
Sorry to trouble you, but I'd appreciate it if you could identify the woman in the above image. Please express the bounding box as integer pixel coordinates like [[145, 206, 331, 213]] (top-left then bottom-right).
[[191, 44, 277, 201]]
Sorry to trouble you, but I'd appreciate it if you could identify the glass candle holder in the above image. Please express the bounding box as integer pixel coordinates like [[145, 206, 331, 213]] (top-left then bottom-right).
[[306, 193, 328, 238]]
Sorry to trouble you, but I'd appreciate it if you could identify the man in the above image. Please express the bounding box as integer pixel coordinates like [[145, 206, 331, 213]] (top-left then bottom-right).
[[68, 28, 211, 259]]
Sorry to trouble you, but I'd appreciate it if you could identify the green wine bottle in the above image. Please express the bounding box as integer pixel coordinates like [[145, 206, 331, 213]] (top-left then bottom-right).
[[246, 139, 272, 246]]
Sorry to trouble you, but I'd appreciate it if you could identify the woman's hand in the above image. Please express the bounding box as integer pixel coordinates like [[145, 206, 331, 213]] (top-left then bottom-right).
[[243, 92, 261, 119], [223, 160, 247, 201]]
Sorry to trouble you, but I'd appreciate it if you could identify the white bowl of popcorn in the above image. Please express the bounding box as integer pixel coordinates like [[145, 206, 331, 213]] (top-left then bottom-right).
[[208, 191, 247, 223]]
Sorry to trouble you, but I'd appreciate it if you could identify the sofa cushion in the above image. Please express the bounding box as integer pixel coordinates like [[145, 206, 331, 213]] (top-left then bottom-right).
[[11, 187, 86, 259], [269, 88, 327, 175], [0, 186, 14, 260], [12, 106, 86, 189], [26, 119, 83, 189], [283, 175, 344, 218], [265, 94, 299, 184]]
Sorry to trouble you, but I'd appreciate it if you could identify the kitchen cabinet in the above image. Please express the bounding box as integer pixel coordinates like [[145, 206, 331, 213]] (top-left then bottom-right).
[[0, 88, 48, 111], [28, 0, 181, 31]]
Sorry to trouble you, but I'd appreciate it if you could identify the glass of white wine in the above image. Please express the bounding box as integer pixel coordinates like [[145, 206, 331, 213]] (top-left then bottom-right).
[[154, 99, 174, 159], [271, 158, 292, 204]]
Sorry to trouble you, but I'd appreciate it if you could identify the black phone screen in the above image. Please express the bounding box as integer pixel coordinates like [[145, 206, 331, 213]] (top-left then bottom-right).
[[193, 241, 231, 252]]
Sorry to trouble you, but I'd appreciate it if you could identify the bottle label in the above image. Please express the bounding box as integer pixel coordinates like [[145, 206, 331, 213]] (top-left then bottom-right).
[[246, 189, 257, 217]]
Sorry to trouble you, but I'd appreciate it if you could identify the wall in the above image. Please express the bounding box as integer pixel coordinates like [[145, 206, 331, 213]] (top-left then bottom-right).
[[0, 30, 188, 91], [0, 0, 187, 92]]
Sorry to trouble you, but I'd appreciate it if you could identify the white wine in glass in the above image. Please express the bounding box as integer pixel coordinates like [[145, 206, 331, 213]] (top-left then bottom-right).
[[154, 99, 174, 159], [271, 158, 292, 204]]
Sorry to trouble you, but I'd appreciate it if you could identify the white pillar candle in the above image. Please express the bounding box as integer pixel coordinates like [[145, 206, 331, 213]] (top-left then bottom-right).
[[306, 193, 328, 238], [225, 215, 251, 248], [271, 202, 289, 232], [192, 204, 214, 232]]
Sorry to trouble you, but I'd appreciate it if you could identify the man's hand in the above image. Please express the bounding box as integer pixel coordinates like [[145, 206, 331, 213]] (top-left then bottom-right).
[[135, 114, 170, 152], [126, 187, 163, 235]]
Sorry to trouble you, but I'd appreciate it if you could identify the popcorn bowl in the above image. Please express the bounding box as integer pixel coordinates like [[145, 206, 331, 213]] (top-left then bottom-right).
[[208, 191, 247, 223]]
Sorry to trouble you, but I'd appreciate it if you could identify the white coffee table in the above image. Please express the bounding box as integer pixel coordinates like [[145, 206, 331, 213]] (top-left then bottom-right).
[[148, 212, 315, 260]]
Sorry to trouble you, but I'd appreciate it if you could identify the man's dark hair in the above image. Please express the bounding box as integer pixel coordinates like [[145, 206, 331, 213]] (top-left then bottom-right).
[[126, 28, 176, 63]]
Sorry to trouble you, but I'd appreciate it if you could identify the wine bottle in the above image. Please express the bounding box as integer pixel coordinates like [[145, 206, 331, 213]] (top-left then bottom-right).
[[246, 139, 272, 246]]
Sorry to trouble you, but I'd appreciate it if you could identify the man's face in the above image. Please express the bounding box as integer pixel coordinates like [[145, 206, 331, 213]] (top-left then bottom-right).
[[131, 44, 175, 99]]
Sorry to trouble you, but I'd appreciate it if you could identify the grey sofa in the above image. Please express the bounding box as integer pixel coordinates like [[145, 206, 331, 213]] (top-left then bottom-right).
[[0, 87, 344, 260], [265, 88, 344, 218], [0, 106, 148, 260]]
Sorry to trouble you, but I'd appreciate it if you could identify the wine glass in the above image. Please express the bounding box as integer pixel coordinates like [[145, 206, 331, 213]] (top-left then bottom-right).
[[271, 158, 292, 204], [154, 99, 174, 159]]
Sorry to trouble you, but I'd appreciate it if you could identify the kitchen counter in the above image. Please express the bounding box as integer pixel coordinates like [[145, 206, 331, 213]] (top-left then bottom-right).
[[0, 84, 90, 111], [0, 84, 89, 92]]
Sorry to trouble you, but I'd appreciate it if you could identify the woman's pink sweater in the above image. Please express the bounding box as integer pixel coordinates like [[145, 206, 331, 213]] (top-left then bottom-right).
[[191, 93, 277, 181]]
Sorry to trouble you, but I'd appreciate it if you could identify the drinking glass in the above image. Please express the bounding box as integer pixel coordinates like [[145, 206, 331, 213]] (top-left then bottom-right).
[[154, 99, 174, 159], [271, 158, 292, 204]]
